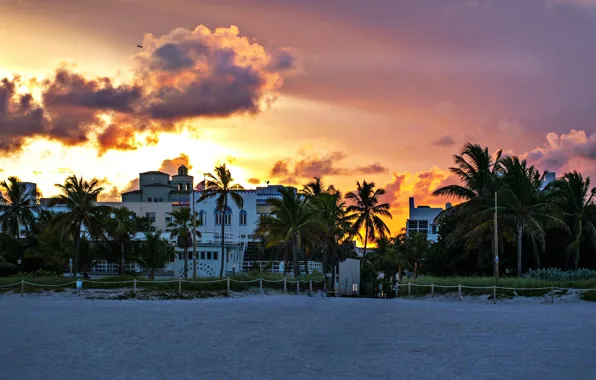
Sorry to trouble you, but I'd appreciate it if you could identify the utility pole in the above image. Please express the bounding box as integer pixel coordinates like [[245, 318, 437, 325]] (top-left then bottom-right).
[[494, 191, 499, 280], [192, 190, 197, 280]]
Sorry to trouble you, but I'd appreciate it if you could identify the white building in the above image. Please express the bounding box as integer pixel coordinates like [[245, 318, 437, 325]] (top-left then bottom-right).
[[405, 197, 451, 242]]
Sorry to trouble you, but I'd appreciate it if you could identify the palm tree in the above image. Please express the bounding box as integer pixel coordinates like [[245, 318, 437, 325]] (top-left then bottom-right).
[[135, 215, 154, 233], [107, 207, 136, 275], [302, 176, 336, 197], [0, 176, 38, 238], [370, 236, 401, 285], [197, 164, 244, 278], [138, 230, 173, 280], [256, 188, 321, 277], [547, 171, 596, 269], [468, 157, 568, 274], [312, 191, 354, 285], [433, 143, 503, 277], [402, 232, 431, 278], [167, 207, 199, 278], [52, 176, 108, 277], [345, 180, 391, 262]]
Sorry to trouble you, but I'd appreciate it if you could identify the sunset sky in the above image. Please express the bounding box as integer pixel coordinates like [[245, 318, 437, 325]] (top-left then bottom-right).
[[2, 0, 596, 233]]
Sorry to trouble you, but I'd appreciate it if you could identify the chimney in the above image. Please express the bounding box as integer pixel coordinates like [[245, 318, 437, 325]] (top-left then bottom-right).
[[409, 197, 415, 210]]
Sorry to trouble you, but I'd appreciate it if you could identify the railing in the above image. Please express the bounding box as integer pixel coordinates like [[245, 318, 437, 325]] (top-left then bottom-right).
[[241, 261, 323, 275], [0, 277, 327, 297], [90, 261, 142, 273], [398, 282, 596, 304]]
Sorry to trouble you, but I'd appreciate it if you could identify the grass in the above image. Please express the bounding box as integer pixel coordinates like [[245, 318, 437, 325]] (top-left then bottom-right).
[[0, 272, 326, 294], [398, 275, 596, 300]]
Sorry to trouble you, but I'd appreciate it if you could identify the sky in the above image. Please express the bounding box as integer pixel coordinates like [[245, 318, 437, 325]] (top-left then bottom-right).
[[1, 0, 596, 234]]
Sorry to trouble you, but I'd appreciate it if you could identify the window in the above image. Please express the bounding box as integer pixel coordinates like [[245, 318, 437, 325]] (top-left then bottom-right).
[[165, 216, 172, 222], [200, 252, 205, 260], [145, 212, 156, 223], [431, 225, 437, 234], [215, 207, 232, 225], [239, 210, 247, 225], [159, 197, 163, 202], [186, 184, 190, 191], [419, 220, 428, 229], [178, 184, 182, 191], [199, 210, 206, 226], [207, 252, 212, 260], [148, 197, 152, 202], [408, 220, 418, 229], [213, 252, 218, 261]]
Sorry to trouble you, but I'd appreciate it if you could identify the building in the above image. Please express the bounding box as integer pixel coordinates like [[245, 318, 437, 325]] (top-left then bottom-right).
[[121, 165, 194, 203], [405, 197, 451, 242]]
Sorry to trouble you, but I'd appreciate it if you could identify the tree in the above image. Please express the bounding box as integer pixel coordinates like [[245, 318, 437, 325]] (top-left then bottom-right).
[[135, 215, 154, 233], [468, 157, 567, 274], [167, 207, 199, 278], [370, 236, 401, 285], [256, 188, 321, 277], [0, 176, 38, 238], [107, 207, 136, 275], [302, 176, 336, 197], [312, 191, 354, 286], [433, 143, 503, 277], [198, 164, 244, 278], [345, 180, 391, 262], [402, 232, 431, 278], [52, 176, 108, 277], [547, 171, 596, 269], [138, 230, 174, 280]]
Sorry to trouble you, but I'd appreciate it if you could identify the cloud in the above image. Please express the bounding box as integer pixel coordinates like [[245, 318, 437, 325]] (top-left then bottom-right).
[[382, 167, 458, 211], [0, 25, 294, 155], [270, 159, 290, 177], [248, 177, 260, 185], [269, 151, 389, 179], [158, 153, 193, 175], [432, 135, 456, 146], [522, 129, 596, 172]]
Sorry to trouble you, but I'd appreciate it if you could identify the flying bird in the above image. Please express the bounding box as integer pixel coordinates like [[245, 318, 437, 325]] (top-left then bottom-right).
[[137, 44, 143, 48]]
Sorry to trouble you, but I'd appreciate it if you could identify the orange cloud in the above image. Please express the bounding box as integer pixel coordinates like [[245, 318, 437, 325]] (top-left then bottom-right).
[[0, 25, 294, 156], [248, 178, 261, 185], [381, 167, 459, 233]]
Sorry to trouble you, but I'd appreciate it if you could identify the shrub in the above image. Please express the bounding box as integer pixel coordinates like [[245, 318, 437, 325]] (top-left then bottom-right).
[[524, 268, 596, 282]]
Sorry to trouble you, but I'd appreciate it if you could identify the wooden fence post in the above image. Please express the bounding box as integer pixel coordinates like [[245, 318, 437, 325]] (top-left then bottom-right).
[[309, 279, 313, 293], [408, 282, 411, 296], [21, 279, 24, 297], [178, 278, 182, 296], [133, 279, 137, 295], [283, 277, 287, 293], [493, 285, 497, 304], [551, 285, 554, 304], [226, 277, 230, 294], [297, 280, 300, 294], [458, 284, 462, 299], [260, 278, 263, 294], [431, 283, 435, 297]]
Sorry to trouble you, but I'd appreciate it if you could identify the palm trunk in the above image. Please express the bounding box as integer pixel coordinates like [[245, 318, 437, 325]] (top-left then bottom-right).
[[149, 268, 155, 280], [531, 237, 541, 269], [293, 239, 300, 277], [183, 247, 189, 278], [73, 223, 82, 278], [361, 228, 369, 268], [302, 242, 309, 276], [517, 221, 523, 276], [219, 204, 227, 278], [120, 241, 125, 275], [574, 245, 581, 270]]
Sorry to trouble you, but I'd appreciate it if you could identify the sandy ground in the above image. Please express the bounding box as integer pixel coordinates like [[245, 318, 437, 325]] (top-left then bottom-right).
[[1, 294, 595, 380]]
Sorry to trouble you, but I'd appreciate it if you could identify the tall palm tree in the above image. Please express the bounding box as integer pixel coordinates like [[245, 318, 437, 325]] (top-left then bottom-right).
[[138, 230, 174, 280], [53, 176, 108, 277], [547, 171, 596, 269], [198, 164, 244, 278], [433, 143, 503, 277], [468, 157, 568, 274], [345, 180, 391, 262], [107, 207, 136, 275], [0, 176, 38, 238], [167, 207, 199, 278], [256, 188, 321, 277], [302, 176, 336, 197], [312, 191, 354, 284]]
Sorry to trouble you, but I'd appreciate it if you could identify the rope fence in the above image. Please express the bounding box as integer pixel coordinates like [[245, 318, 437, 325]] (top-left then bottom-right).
[[0, 277, 328, 297], [399, 282, 596, 304]]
